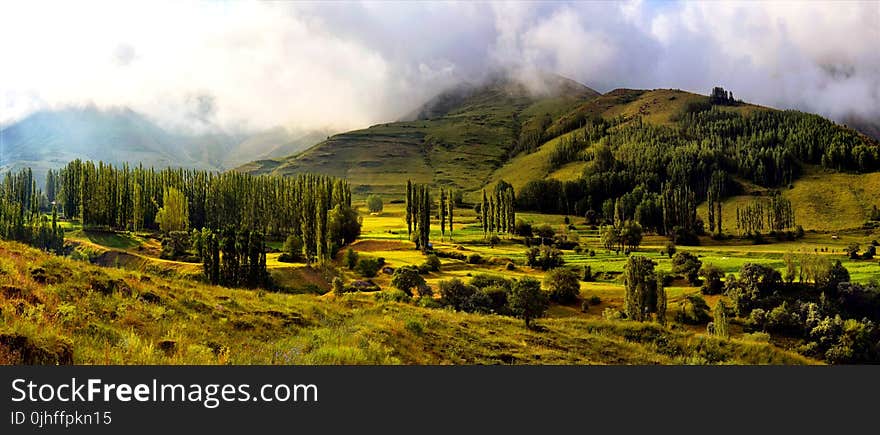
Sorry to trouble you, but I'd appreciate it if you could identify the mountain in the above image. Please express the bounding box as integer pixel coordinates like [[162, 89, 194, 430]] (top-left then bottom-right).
[[238, 72, 601, 196], [0, 106, 332, 185]]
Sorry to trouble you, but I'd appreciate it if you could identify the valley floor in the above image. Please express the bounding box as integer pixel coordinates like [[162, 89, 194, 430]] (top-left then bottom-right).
[[7, 201, 877, 365]]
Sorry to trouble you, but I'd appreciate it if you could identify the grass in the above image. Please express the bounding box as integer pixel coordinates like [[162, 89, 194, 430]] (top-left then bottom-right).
[[0, 240, 814, 365]]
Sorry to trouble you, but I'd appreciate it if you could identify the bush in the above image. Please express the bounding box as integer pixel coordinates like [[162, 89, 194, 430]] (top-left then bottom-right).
[[463, 290, 494, 314], [699, 264, 724, 295], [675, 294, 711, 324], [366, 194, 383, 213], [282, 234, 304, 262], [514, 219, 533, 237], [391, 266, 426, 296], [505, 262, 516, 271], [544, 268, 580, 304], [588, 296, 602, 305], [672, 252, 702, 285], [424, 254, 441, 272], [416, 296, 442, 309], [482, 286, 510, 314], [534, 224, 555, 240], [582, 265, 593, 282], [470, 274, 512, 291], [525, 245, 564, 271], [374, 289, 412, 303], [489, 235, 501, 247], [508, 277, 550, 328], [345, 248, 358, 270], [665, 242, 677, 258], [355, 257, 381, 278], [766, 302, 803, 334], [467, 254, 483, 264], [439, 278, 477, 311]]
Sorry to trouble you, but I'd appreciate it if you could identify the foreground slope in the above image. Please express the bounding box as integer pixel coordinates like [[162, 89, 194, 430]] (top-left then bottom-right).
[[0, 241, 813, 365]]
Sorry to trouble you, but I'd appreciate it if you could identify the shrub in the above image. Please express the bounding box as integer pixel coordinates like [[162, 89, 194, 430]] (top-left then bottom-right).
[[525, 245, 564, 271], [467, 254, 483, 264], [470, 274, 512, 291], [366, 194, 383, 213], [505, 262, 516, 271], [665, 242, 676, 258], [332, 277, 345, 296], [374, 289, 412, 303], [391, 266, 426, 296], [463, 290, 494, 314], [514, 219, 533, 237], [675, 294, 711, 324], [424, 254, 441, 272], [282, 234, 304, 262], [534, 224, 555, 239], [416, 296, 442, 309], [582, 265, 593, 282], [439, 278, 477, 311], [482, 286, 510, 314], [699, 264, 724, 295], [355, 257, 381, 278], [508, 277, 550, 328], [544, 268, 580, 304], [672, 252, 702, 285], [588, 295, 602, 305], [766, 302, 803, 334], [489, 235, 501, 247], [345, 248, 358, 270]]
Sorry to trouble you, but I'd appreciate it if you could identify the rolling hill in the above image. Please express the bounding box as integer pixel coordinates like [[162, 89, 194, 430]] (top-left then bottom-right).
[[240, 75, 880, 230], [0, 106, 330, 185], [239, 72, 601, 196]]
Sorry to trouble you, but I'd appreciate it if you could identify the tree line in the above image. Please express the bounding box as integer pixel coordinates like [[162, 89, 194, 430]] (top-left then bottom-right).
[[56, 160, 358, 265], [0, 168, 64, 253], [480, 181, 515, 238]]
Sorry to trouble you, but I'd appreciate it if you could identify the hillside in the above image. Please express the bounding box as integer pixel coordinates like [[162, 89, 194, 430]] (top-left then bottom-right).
[[0, 240, 815, 365], [239, 73, 601, 196], [0, 107, 332, 184]]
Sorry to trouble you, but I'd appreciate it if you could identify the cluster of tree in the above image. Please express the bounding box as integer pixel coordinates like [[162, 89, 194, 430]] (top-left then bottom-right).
[[57, 160, 357, 263], [621, 256, 667, 324], [709, 86, 738, 105], [723, 261, 880, 363], [193, 227, 268, 288], [438, 187, 455, 241], [517, 102, 878, 240], [405, 181, 431, 252], [599, 220, 643, 253], [0, 169, 64, 253], [480, 181, 515, 237], [735, 194, 796, 235], [430, 275, 550, 328]]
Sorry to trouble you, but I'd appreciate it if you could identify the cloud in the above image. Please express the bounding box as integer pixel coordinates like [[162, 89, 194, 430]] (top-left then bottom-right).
[[1, 1, 877, 134]]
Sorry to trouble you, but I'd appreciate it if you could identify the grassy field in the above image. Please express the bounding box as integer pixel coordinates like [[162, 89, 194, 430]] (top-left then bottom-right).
[[7, 191, 878, 365], [0, 240, 815, 365]]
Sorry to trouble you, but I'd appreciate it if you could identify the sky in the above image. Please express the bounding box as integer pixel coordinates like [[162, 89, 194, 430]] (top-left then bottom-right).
[[1, 0, 878, 134]]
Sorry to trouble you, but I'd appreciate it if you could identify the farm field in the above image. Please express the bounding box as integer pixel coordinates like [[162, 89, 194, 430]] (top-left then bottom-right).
[[17, 198, 871, 366]]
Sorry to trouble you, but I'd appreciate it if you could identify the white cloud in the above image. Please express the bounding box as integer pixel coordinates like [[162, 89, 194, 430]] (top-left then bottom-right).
[[1, 1, 877, 133]]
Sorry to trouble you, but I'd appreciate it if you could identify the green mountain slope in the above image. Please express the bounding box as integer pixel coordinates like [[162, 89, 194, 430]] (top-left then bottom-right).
[[239, 73, 600, 196]]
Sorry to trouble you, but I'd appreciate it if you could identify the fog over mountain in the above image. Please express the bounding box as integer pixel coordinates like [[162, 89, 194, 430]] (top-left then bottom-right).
[[1, 1, 878, 137]]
